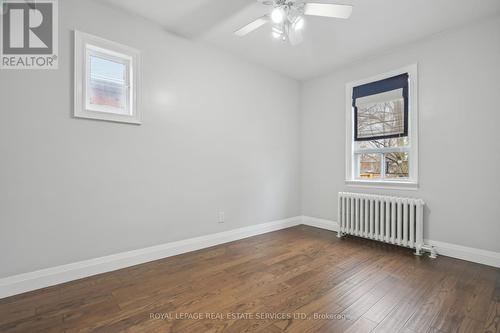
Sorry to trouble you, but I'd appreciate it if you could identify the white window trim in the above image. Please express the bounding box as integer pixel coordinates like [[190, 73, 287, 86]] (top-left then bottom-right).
[[74, 30, 142, 124], [345, 64, 419, 190]]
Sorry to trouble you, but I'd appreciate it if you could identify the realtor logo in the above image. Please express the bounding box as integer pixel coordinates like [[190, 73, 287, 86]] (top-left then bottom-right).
[[1, 0, 58, 69]]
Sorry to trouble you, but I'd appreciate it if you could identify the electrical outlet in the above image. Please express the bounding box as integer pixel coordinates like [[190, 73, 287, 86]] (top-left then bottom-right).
[[218, 211, 225, 223]]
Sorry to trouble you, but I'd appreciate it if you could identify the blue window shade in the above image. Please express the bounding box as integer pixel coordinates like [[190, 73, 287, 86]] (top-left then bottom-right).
[[353, 73, 409, 141]]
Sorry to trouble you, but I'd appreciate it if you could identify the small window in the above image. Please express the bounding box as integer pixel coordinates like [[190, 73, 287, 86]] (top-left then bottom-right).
[[345, 65, 418, 189], [74, 31, 141, 124]]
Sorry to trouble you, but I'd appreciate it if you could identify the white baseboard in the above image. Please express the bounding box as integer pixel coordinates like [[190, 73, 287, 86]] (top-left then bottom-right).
[[424, 239, 500, 268], [301, 216, 500, 268], [0, 217, 301, 299], [301, 216, 339, 232]]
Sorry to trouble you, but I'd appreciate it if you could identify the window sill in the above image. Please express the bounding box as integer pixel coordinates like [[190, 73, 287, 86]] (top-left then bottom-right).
[[345, 179, 418, 191]]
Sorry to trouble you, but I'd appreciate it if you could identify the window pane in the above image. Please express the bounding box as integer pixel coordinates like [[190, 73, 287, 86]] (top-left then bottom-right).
[[89, 55, 128, 114], [355, 137, 408, 150], [357, 98, 404, 140], [385, 152, 409, 179], [358, 154, 381, 179]]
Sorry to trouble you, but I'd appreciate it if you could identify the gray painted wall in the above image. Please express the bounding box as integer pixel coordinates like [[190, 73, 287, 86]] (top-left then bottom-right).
[[0, 0, 300, 277], [300, 16, 500, 252]]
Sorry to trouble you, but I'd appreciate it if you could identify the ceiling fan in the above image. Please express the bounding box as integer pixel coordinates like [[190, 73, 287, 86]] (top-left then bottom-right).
[[234, 0, 353, 45]]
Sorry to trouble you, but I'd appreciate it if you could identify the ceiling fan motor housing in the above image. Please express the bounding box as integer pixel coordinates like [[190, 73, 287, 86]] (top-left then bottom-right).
[[270, 0, 305, 42]]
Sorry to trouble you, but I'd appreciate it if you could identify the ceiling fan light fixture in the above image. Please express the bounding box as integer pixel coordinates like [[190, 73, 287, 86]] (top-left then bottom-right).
[[294, 16, 304, 31], [234, 1, 353, 46], [271, 7, 284, 23]]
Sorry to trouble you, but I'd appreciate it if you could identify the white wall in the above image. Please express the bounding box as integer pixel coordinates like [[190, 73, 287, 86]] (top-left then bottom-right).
[[0, 0, 300, 278], [301, 16, 500, 253]]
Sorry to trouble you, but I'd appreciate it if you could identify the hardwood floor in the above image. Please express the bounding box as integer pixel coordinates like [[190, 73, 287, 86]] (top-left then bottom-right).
[[0, 225, 498, 332]]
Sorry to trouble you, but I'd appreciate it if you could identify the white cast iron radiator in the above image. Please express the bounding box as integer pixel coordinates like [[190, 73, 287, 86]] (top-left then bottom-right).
[[337, 192, 436, 257]]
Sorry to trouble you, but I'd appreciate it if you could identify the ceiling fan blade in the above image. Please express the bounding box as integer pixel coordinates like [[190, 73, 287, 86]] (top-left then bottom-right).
[[234, 16, 269, 37], [304, 3, 353, 19]]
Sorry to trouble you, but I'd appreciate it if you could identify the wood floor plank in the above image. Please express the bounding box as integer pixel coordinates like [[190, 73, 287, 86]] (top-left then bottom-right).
[[403, 274, 458, 332], [482, 300, 499, 333], [343, 317, 377, 333], [427, 264, 490, 333], [0, 225, 498, 333]]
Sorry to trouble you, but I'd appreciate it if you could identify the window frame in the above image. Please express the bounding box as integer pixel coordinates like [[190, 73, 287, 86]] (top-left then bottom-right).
[[345, 64, 419, 190], [74, 31, 142, 124]]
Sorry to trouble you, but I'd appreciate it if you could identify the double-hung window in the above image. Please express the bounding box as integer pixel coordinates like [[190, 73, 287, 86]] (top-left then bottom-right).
[[346, 65, 418, 189], [74, 31, 142, 124]]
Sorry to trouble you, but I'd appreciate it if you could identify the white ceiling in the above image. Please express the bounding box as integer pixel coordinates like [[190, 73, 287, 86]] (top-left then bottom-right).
[[101, 0, 500, 80]]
